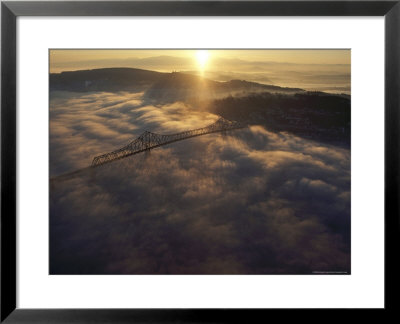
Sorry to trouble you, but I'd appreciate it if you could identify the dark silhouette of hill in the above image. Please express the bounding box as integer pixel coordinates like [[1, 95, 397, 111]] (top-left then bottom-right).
[[143, 71, 304, 104], [50, 68, 166, 92], [210, 92, 351, 148], [50, 68, 305, 98], [222, 79, 303, 93]]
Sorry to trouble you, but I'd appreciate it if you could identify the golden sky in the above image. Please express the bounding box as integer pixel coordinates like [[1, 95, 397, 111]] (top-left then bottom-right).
[[50, 49, 350, 94], [50, 49, 350, 73]]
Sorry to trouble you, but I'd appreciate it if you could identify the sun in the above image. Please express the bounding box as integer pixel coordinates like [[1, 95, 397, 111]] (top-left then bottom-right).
[[196, 50, 210, 70]]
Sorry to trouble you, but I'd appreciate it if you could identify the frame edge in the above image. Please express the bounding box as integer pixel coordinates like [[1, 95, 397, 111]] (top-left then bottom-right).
[[1, 1, 17, 322], [1, 0, 399, 322], [384, 0, 400, 312], [2, 1, 399, 16]]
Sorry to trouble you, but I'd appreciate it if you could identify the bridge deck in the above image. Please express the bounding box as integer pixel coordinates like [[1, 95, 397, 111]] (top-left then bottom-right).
[[50, 117, 245, 183], [91, 117, 245, 167]]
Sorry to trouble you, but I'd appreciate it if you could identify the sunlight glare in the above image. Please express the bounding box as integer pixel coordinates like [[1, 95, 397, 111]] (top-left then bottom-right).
[[196, 50, 210, 70]]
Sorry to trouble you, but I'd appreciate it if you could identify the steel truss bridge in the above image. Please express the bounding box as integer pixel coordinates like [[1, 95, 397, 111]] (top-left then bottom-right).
[[91, 117, 245, 167]]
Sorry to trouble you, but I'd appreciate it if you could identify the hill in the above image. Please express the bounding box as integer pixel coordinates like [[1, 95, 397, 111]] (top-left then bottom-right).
[[50, 68, 305, 99], [143, 72, 304, 104], [210, 92, 351, 147], [50, 68, 166, 92]]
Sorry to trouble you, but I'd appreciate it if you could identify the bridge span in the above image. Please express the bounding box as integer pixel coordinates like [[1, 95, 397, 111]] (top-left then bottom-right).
[[91, 117, 245, 167]]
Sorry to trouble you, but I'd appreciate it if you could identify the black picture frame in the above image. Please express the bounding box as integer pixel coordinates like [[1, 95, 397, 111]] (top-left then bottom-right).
[[1, 0, 399, 322]]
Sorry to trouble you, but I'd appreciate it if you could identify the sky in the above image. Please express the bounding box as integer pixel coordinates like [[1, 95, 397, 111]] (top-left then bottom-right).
[[50, 49, 351, 94]]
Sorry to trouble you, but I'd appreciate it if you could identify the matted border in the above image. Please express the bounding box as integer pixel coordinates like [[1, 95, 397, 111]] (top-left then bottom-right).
[[1, 1, 399, 322]]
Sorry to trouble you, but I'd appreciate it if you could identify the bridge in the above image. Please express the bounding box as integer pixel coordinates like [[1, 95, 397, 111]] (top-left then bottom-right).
[[91, 117, 245, 167]]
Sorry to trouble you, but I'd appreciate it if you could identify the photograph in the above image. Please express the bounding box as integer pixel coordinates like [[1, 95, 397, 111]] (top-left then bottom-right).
[[49, 49, 351, 275]]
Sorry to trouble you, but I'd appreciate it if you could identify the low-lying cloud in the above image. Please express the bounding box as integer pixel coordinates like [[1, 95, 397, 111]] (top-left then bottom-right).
[[50, 90, 350, 274]]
